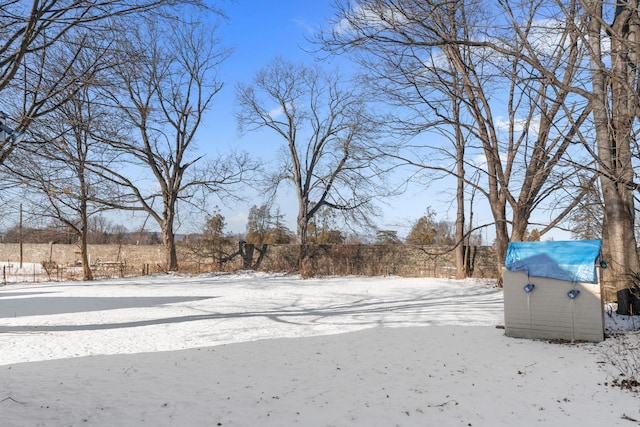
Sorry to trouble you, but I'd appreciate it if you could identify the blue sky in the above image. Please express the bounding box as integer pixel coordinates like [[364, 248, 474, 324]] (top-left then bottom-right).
[[195, 1, 421, 238], [196, 2, 341, 235], [191, 1, 501, 241], [192, 1, 567, 243], [204, 0, 335, 137], [205, 0, 342, 154]]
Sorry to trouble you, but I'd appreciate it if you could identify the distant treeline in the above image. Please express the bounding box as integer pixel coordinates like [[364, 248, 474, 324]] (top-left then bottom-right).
[[0, 226, 164, 245]]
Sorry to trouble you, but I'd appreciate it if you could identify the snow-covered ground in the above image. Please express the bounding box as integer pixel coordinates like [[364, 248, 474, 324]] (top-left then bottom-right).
[[0, 272, 638, 426]]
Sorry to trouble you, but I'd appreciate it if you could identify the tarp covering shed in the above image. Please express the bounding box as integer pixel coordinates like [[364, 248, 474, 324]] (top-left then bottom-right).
[[503, 240, 605, 342], [505, 240, 602, 283]]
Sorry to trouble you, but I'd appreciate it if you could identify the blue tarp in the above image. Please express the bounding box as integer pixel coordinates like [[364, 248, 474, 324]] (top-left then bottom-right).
[[505, 240, 602, 283]]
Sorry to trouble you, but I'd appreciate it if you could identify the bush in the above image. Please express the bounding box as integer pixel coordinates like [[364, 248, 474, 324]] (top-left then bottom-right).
[[604, 332, 640, 391]]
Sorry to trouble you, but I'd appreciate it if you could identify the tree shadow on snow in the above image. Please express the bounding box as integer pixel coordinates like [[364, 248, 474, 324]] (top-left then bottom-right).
[[0, 296, 217, 318], [0, 287, 502, 332]]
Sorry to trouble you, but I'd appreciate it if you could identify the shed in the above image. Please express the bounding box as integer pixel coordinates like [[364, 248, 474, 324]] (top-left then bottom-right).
[[503, 240, 604, 342]]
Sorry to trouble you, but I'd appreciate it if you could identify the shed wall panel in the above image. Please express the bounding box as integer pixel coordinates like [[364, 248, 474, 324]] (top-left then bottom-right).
[[503, 269, 604, 342]]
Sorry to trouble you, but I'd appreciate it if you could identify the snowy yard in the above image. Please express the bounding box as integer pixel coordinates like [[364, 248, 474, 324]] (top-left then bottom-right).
[[0, 271, 638, 426]]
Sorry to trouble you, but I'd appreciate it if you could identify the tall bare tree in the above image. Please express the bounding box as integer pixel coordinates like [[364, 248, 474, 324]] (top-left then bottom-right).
[[236, 57, 384, 252], [8, 88, 118, 280], [320, 0, 593, 281], [2, 29, 123, 280], [575, 0, 640, 306], [98, 15, 251, 271]]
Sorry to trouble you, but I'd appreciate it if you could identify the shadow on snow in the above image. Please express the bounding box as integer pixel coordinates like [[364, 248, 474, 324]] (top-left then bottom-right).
[[0, 288, 503, 332]]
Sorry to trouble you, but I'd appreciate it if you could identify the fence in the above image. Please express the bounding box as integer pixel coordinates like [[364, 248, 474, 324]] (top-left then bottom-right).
[[0, 260, 165, 284], [0, 242, 499, 283]]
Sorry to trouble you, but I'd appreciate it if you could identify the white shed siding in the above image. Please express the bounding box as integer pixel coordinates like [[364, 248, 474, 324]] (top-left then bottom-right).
[[503, 269, 604, 342]]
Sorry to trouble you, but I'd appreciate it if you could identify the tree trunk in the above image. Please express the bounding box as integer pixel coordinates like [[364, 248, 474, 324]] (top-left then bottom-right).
[[80, 231, 93, 281], [600, 178, 639, 301], [78, 187, 93, 280], [510, 209, 529, 243], [454, 146, 466, 279], [453, 93, 467, 279], [492, 204, 509, 285], [162, 222, 179, 271], [584, 0, 640, 305], [297, 215, 308, 246], [296, 197, 309, 269]]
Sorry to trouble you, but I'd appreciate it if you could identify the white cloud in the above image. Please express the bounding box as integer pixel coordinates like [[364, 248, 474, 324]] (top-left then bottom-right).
[[333, 3, 409, 35], [292, 17, 316, 35], [495, 115, 540, 135], [268, 106, 284, 120], [268, 100, 296, 120], [472, 153, 488, 169]]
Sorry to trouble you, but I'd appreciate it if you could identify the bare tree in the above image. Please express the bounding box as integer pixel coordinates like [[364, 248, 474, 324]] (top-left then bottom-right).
[[245, 204, 292, 245], [320, 0, 593, 281], [14, 114, 107, 279], [3, 34, 121, 280], [236, 57, 384, 255], [0, 0, 187, 164], [575, 0, 640, 306], [97, 15, 251, 271]]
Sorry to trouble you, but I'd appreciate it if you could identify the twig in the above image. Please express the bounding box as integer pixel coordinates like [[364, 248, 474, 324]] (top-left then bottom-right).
[[1, 396, 25, 404], [428, 399, 458, 408]]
